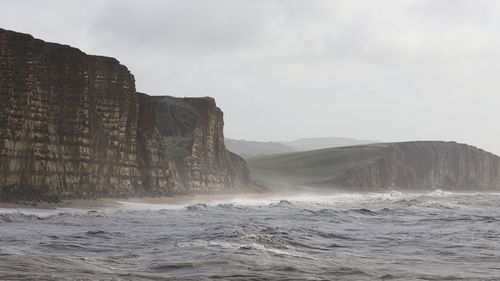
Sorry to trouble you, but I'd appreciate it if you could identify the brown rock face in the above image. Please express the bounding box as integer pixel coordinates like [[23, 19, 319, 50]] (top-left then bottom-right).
[[136, 95, 249, 195], [338, 142, 500, 191], [0, 28, 249, 202], [248, 141, 500, 191]]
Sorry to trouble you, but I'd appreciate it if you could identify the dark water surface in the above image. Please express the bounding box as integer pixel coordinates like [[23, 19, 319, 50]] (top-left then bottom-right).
[[1, 190, 500, 280]]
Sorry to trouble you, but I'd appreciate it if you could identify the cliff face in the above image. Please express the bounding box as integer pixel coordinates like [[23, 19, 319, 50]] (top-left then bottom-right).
[[248, 141, 500, 191], [339, 142, 500, 191], [136, 95, 249, 194], [0, 28, 249, 202]]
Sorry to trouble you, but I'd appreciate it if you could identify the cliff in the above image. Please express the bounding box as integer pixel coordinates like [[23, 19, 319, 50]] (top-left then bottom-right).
[[338, 142, 500, 191], [0, 28, 249, 202], [248, 141, 500, 191]]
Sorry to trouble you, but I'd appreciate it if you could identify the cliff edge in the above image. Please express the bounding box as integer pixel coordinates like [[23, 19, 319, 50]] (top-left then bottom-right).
[[0, 28, 249, 202]]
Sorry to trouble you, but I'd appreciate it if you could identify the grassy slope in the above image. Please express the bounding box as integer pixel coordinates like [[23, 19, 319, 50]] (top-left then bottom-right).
[[225, 137, 379, 158], [247, 143, 390, 187], [225, 139, 297, 158]]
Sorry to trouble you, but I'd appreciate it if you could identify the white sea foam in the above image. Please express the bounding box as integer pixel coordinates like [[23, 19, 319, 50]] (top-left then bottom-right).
[[2, 189, 498, 215], [115, 201, 189, 211], [99, 190, 500, 210], [112, 190, 444, 210], [0, 207, 91, 217], [426, 189, 454, 197]]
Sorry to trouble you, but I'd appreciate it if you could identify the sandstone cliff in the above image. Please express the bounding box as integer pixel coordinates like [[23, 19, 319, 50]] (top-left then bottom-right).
[[338, 142, 500, 191], [0, 28, 249, 202], [248, 141, 500, 191]]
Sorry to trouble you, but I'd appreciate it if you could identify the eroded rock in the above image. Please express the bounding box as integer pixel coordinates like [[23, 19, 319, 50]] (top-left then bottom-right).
[[0, 28, 249, 202]]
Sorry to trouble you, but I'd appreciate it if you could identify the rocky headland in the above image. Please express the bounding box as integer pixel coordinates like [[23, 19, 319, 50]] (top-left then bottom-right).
[[0, 28, 250, 202], [248, 141, 500, 191]]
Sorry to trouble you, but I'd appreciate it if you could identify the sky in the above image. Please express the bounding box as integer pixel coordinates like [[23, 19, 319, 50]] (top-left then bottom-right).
[[2, 0, 500, 154]]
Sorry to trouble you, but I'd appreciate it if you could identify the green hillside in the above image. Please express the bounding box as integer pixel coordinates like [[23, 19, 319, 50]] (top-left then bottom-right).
[[247, 143, 390, 188], [225, 137, 378, 158]]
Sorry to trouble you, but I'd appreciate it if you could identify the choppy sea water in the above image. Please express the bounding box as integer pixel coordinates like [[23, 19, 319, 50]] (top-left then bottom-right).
[[1, 190, 500, 280]]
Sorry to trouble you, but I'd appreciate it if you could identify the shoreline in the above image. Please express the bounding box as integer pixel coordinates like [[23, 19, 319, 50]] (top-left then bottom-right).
[[1, 189, 497, 210], [0, 192, 272, 210]]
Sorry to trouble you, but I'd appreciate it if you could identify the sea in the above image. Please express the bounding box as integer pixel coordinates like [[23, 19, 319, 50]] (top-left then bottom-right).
[[1, 190, 500, 280]]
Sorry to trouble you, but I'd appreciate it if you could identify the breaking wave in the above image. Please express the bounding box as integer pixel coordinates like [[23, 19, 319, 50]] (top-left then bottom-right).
[[1, 190, 500, 280]]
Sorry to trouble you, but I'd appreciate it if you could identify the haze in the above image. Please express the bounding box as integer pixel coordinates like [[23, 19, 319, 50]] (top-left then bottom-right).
[[2, 0, 499, 154]]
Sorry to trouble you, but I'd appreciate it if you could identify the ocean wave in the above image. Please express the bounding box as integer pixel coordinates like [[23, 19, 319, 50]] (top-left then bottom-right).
[[185, 203, 209, 211], [176, 239, 238, 250], [85, 230, 121, 238], [237, 242, 310, 258], [215, 203, 247, 210], [149, 262, 195, 271], [344, 208, 378, 216], [237, 240, 313, 259], [309, 229, 354, 240], [0, 213, 17, 223], [426, 189, 454, 197], [269, 200, 294, 208], [0, 212, 48, 223], [241, 234, 290, 249]]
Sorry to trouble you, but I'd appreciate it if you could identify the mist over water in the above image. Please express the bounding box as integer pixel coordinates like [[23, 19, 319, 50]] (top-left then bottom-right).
[[1, 190, 500, 280]]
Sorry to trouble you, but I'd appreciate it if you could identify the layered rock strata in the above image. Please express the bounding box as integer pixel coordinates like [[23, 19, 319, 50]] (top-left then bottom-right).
[[0, 28, 249, 202], [338, 141, 500, 191], [248, 141, 500, 191]]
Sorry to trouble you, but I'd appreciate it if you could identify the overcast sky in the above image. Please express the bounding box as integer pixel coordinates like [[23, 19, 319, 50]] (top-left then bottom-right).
[[2, 0, 500, 154]]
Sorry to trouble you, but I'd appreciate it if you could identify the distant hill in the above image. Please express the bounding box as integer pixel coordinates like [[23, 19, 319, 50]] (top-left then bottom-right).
[[225, 137, 378, 158], [247, 141, 500, 192], [282, 137, 378, 151], [225, 139, 297, 158]]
